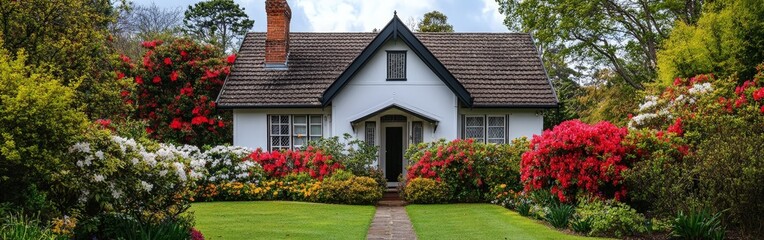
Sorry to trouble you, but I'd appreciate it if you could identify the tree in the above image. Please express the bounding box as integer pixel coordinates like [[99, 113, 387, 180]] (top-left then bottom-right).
[[0, 0, 131, 119], [657, 0, 764, 84], [0, 48, 89, 216], [495, 0, 706, 90], [183, 0, 254, 53], [118, 38, 233, 146], [417, 11, 454, 32], [111, 3, 185, 60]]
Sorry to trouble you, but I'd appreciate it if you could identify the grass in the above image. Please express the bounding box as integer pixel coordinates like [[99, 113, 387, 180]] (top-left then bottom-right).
[[191, 201, 376, 240], [406, 204, 611, 240]]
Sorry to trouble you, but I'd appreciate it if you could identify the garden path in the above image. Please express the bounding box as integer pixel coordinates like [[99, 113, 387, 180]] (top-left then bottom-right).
[[366, 192, 416, 240]]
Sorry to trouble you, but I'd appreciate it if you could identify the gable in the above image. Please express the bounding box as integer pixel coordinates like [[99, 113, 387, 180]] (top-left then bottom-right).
[[320, 14, 472, 107]]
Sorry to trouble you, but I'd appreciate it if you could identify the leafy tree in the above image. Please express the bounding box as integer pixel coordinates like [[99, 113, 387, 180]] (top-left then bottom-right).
[[574, 69, 639, 126], [417, 11, 454, 32], [0, 0, 131, 119], [183, 0, 254, 53], [118, 38, 233, 146], [495, 0, 706, 90], [657, 0, 764, 84], [0, 48, 89, 216]]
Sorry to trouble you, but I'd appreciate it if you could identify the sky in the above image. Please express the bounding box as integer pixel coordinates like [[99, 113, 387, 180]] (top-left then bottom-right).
[[131, 0, 509, 33]]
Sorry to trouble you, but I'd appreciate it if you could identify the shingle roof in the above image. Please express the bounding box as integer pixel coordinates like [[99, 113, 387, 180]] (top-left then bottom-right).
[[217, 32, 558, 108]]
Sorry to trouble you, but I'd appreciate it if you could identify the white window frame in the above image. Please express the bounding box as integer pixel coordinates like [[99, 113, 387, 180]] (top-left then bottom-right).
[[268, 115, 323, 150], [486, 115, 506, 144], [464, 115, 486, 142]]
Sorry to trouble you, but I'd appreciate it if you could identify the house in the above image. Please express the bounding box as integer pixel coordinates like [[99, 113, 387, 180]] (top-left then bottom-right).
[[216, 0, 558, 185]]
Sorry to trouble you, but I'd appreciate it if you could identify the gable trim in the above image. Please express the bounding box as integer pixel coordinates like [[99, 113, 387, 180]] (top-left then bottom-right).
[[320, 14, 473, 107]]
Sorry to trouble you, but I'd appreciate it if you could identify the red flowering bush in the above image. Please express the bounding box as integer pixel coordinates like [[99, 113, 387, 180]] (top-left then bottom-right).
[[521, 120, 631, 202], [405, 138, 527, 202], [117, 38, 234, 146], [247, 147, 344, 180]]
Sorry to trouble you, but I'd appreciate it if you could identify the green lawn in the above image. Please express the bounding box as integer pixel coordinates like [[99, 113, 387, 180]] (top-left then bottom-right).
[[191, 201, 376, 240], [406, 204, 611, 240]]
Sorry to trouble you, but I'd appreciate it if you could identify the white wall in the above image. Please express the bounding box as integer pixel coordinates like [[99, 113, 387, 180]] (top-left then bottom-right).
[[332, 39, 459, 141], [233, 108, 331, 149], [458, 108, 544, 140]]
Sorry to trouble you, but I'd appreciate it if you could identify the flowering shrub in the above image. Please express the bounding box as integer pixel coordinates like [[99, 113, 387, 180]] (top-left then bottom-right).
[[405, 138, 528, 202], [68, 131, 197, 223], [627, 67, 764, 235], [402, 178, 449, 204], [521, 120, 631, 202], [118, 38, 233, 146], [248, 147, 343, 180], [189, 145, 264, 184], [319, 175, 383, 205]]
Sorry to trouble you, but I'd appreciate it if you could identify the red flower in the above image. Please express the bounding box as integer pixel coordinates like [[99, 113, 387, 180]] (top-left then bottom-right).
[[226, 54, 237, 64], [95, 119, 112, 128], [667, 118, 683, 136], [760, 105, 764, 114], [164, 57, 172, 66], [120, 54, 131, 63], [153, 76, 161, 84], [180, 50, 188, 58], [145, 127, 154, 134], [120, 90, 130, 97], [116, 72, 125, 80], [170, 71, 179, 81], [218, 120, 225, 128], [191, 116, 209, 125], [170, 118, 183, 130], [135, 76, 143, 84], [141, 41, 156, 48], [753, 87, 764, 101]]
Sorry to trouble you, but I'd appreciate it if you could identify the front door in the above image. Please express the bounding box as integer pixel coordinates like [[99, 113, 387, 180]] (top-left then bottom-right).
[[385, 127, 403, 183]]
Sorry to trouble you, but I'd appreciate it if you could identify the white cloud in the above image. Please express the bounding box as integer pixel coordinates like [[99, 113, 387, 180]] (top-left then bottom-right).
[[479, 0, 508, 32], [294, 0, 436, 32]]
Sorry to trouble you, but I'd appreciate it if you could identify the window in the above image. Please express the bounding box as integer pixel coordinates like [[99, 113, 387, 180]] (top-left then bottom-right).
[[463, 115, 508, 144], [464, 115, 485, 142], [365, 122, 376, 145], [387, 51, 406, 80], [486, 116, 506, 144], [269, 115, 323, 150], [412, 121, 423, 144], [270, 115, 291, 151]]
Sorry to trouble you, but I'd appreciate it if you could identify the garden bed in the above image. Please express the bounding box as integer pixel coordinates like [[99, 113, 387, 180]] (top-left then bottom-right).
[[191, 201, 375, 239]]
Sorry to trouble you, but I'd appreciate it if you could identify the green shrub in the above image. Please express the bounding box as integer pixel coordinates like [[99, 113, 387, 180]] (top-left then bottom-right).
[[402, 178, 449, 204], [516, 201, 532, 217], [0, 213, 61, 240], [546, 204, 575, 229], [78, 213, 192, 240], [576, 198, 647, 237], [671, 209, 725, 240], [307, 134, 378, 176], [570, 216, 593, 234], [319, 176, 382, 205]]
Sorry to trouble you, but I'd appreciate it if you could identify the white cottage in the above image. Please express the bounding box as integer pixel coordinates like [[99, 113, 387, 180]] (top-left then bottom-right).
[[217, 0, 558, 184]]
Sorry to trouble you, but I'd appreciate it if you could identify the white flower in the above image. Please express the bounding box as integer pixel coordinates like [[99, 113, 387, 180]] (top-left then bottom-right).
[[140, 181, 153, 192], [173, 162, 187, 181], [140, 152, 157, 166], [159, 170, 168, 177], [638, 99, 658, 111], [94, 150, 104, 160], [688, 82, 713, 95], [93, 174, 105, 182], [76, 160, 84, 168], [70, 142, 91, 153], [111, 189, 122, 199], [131, 158, 140, 165]]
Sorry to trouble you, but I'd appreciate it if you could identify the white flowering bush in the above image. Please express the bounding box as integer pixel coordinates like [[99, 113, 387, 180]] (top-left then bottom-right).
[[628, 76, 715, 130], [68, 131, 196, 223], [189, 145, 263, 185]]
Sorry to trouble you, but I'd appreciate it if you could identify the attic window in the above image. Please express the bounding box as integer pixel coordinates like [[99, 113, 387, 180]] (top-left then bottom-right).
[[387, 51, 406, 80]]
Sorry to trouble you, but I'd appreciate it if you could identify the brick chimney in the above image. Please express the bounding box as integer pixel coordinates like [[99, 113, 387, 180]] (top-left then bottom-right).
[[265, 0, 291, 68]]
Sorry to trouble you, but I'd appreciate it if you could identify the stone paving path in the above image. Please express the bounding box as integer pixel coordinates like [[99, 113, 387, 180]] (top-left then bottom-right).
[[367, 192, 416, 240]]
